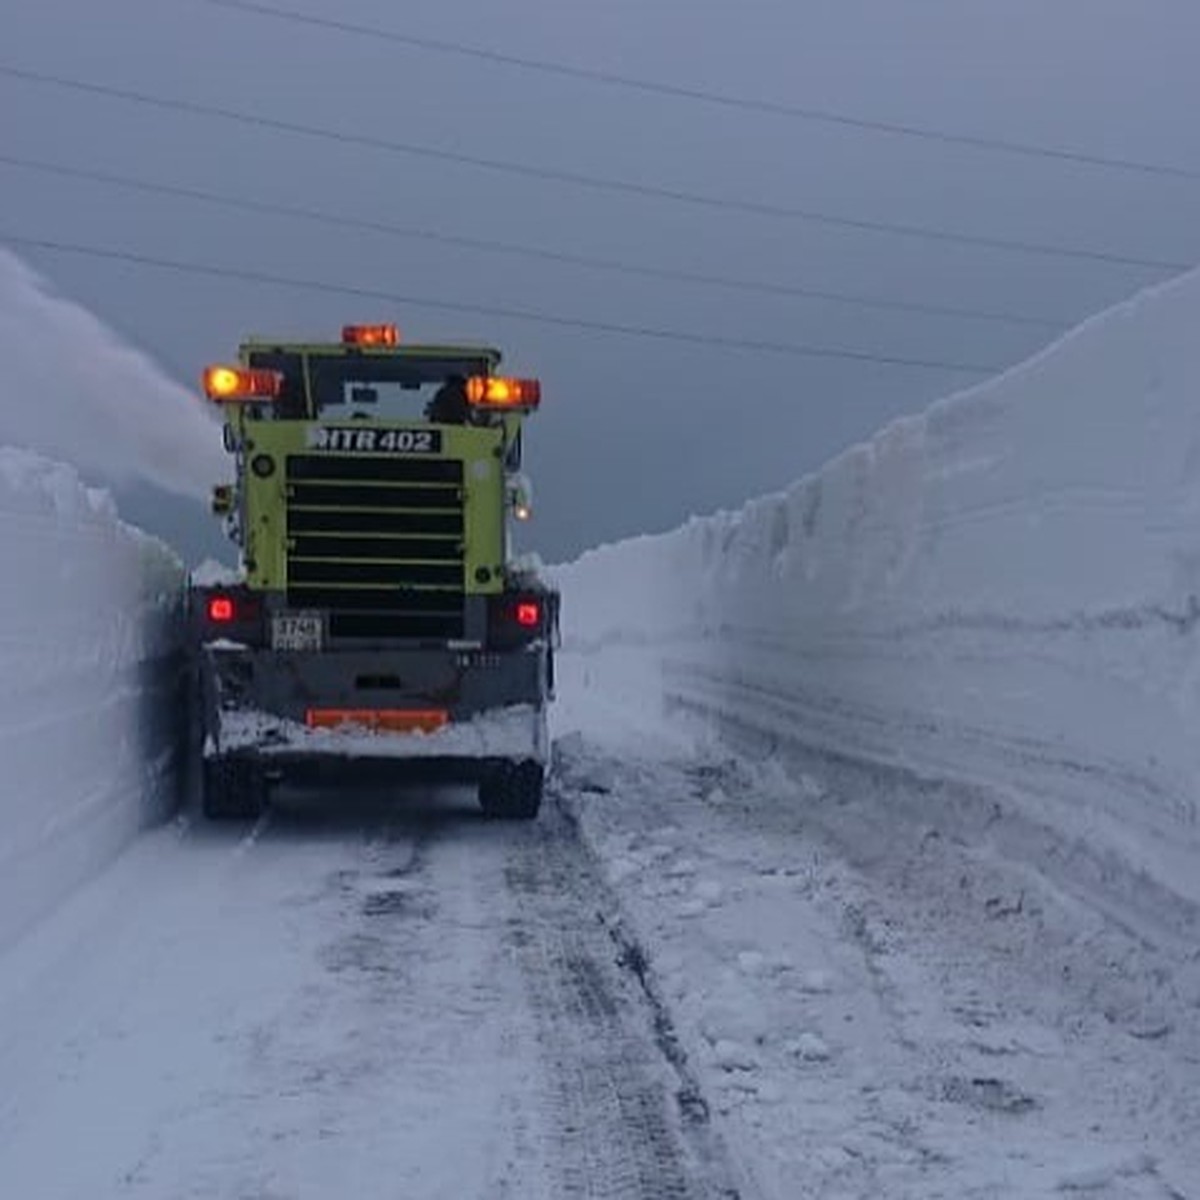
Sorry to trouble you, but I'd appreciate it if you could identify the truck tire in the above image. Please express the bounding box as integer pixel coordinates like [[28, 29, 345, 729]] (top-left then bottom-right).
[[479, 760, 543, 820], [202, 756, 266, 821]]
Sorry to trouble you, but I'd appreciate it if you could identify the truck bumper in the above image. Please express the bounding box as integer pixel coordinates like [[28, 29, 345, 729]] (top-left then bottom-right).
[[198, 643, 550, 766]]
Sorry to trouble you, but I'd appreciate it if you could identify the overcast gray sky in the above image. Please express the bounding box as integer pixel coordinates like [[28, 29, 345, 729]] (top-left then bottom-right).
[[3, 0, 1200, 562]]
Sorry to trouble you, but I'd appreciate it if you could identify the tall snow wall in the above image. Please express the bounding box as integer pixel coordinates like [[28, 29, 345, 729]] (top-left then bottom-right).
[[0, 451, 185, 951], [557, 268, 1200, 934]]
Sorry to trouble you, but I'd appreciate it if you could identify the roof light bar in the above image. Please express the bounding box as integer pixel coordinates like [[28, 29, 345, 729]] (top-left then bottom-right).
[[342, 323, 400, 347]]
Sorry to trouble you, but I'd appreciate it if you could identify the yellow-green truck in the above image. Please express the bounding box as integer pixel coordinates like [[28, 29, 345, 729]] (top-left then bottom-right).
[[189, 323, 558, 820]]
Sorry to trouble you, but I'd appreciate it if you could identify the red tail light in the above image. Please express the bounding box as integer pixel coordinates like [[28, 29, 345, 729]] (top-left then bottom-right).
[[515, 601, 541, 628], [207, 595, 235, 623]]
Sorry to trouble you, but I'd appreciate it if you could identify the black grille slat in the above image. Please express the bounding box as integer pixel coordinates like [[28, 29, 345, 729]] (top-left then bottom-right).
[[290, 560, 463, 587], [290, 534, 462, 561], [288, 482, 459, 510], [287, 509, 463, 536], [285, 450, 468, 638], [288, 455, 463, 484]]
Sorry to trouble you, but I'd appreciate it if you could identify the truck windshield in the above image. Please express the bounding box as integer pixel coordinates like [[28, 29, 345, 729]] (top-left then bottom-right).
[[245, 350, 494, 420]]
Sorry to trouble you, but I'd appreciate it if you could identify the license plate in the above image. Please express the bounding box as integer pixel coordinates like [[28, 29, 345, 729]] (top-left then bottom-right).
[[271, 612, 323, 651]]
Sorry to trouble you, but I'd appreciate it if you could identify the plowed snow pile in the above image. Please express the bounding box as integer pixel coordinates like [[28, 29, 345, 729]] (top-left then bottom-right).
[[558, 266, 1200, 938]]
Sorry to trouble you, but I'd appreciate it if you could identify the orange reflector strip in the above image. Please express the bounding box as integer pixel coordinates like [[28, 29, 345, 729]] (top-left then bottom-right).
[[342, 323, 400, 346], [203, 365, 282, 402], [465, 376, 541, 410], [305, 708, 449, 734]]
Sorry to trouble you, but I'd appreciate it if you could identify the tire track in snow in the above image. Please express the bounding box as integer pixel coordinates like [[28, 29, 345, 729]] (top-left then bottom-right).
[[503, 797, 746, 1200]]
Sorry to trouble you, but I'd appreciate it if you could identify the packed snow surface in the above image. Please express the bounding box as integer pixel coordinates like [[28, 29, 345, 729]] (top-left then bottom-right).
[[0, 249, 225, 499]]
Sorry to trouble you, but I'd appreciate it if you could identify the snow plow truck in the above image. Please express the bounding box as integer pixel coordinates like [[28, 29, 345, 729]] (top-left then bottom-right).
[[189, 323, 558, 820]]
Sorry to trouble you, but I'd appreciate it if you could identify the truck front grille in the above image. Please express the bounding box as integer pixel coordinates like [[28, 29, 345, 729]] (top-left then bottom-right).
[[285, 454, 465, 639]]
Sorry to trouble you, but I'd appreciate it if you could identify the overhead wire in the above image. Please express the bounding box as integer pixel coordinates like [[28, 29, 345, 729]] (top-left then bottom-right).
[[200, 0, 1200, 184], [0, 232, 1005, 374], [0, 152, 1066, 330], [0, 64, 1189, 274]]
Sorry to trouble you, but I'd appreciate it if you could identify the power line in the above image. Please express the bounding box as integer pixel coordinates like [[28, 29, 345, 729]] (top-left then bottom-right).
[[0, 232, 1003, 374], [201, 0, 1200, 184], [0, 63, 1189, 274], [0, 152, 1065, 330]]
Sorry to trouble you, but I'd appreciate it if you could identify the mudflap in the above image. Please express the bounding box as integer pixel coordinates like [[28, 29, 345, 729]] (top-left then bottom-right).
[[201, 753, 268, 821], [478, 759, 544, 821]]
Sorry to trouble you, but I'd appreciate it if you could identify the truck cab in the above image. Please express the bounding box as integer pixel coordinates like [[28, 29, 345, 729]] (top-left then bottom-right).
[[190, 323, 558, 820]]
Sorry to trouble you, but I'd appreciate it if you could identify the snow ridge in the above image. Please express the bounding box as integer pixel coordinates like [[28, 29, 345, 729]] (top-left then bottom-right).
[[556, 265, 1200, 930]]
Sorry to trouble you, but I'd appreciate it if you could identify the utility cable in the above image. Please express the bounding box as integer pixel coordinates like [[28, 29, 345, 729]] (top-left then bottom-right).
[[201, 0, 1200, 183], [0, 64, 1188, 273], [0, 232, 1004, 374], [0, 152, 1065, 330]]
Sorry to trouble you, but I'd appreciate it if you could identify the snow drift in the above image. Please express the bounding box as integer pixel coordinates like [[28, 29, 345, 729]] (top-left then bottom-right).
[[0, 249, 225, 500], [0, 453, 184, 952], [557, 267, 1200, 938]]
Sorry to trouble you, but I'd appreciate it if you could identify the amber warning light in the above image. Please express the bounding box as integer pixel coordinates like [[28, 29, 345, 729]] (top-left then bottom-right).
[[465, 376, 541, 411], [342, 323, 399, 347], [203, 366, 282, 403]]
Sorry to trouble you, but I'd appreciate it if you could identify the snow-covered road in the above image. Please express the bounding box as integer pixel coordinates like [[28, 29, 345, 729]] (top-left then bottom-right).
[[4, 711, 1196, 1199], [0, 776, 742, 1200], [558, 741, 1199, 1199]]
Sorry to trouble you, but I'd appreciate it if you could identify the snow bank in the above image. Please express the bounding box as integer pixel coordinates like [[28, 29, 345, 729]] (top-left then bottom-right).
[[0, 448, 185, 952], [557, 267, 1200, 932]]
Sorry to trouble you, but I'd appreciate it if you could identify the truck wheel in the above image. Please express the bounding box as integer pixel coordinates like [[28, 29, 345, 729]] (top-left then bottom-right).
[[479, 760, 543, 820], [202, 756, 266, 821]]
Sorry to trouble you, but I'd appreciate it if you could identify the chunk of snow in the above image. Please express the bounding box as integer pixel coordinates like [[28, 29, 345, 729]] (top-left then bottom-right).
[[190, 558, 241, 587], [786, 1033, 833, 1062]]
